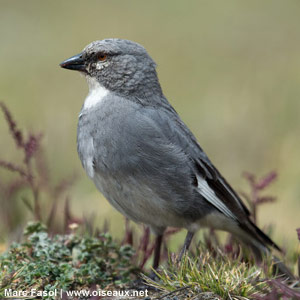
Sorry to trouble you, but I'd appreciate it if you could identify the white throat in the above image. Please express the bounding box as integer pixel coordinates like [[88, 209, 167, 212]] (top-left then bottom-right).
[[83, 76, 109, 110]]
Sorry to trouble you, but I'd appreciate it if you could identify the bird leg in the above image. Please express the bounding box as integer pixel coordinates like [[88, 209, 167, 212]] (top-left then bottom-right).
[[178, 231, 194, 262], [152, 234, 163, 270]]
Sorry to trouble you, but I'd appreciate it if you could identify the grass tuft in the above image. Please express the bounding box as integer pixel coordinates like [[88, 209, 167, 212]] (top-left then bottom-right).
[[144, 248, 275, 300]]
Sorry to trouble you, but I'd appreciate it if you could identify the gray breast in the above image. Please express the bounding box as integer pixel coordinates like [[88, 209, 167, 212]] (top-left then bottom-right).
[[77, 94, 138, 176]]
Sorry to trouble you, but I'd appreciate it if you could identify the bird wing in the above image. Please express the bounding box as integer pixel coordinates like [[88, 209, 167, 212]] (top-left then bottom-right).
[[149, 102, 251, 219]]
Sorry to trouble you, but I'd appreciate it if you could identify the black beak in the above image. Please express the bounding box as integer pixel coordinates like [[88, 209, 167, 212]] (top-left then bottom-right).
[[60, 53, 86, 71]]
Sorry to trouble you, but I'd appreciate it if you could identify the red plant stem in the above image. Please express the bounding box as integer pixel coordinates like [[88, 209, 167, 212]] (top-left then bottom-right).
[[0, 102, 24, 148], [26, 160, 41, 221], [47, 198, 58, 230], [122, 218, 133, 246], [0, 160, 28, 178], [33, 189, 41, 221], [139, 241, 156, 269]]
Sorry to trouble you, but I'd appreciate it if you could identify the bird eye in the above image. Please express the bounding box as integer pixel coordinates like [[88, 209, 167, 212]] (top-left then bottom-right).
[[98, 53, 107, 61]]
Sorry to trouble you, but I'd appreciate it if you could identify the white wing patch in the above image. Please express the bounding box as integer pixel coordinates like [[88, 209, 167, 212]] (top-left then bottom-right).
[[219, 177, 246, 211], [197, 176, 236, 220], [83, 76, 109, 110]]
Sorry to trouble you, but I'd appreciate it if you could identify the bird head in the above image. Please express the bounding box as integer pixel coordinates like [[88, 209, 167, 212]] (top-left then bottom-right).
[[60, 39, 162, 98]]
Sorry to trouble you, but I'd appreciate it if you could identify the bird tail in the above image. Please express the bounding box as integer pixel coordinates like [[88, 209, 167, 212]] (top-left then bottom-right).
[[239, 220, 295, 280], [245, 219, 281, 252]]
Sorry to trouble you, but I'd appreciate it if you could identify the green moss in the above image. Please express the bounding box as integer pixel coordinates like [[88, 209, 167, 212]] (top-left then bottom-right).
[[0, 222, 137, 298]]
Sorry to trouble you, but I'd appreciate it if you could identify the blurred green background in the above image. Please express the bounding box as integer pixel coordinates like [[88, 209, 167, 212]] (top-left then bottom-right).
[[0, 0, 300, 248]]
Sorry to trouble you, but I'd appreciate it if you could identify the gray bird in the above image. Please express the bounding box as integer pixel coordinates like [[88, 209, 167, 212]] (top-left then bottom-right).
[[60, 39, 280, 270]]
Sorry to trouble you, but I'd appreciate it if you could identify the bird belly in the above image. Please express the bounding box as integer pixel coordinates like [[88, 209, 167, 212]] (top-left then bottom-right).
[[92, 171, 188, 232]]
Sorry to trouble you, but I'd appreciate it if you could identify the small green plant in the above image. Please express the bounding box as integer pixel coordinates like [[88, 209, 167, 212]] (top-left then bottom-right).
[[0, 222, 137, 298]]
